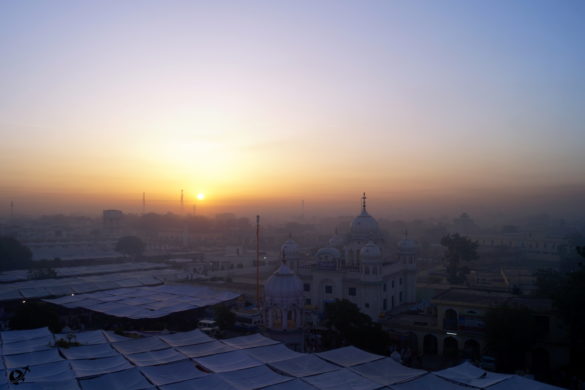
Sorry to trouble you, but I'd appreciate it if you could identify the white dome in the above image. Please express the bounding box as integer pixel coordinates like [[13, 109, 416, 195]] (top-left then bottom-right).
[[360, 241, 382, 262], [350, 210, 380, 237], [264, 264, 303, 305], [316, 247, 341, 260], [328, 233, 345, 247], [280, 239, 299, 260]]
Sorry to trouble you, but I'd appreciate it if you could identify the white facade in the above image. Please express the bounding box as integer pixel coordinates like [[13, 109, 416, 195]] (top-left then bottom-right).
[[263, 244, 304, 331], [298, 194, 417, 320]]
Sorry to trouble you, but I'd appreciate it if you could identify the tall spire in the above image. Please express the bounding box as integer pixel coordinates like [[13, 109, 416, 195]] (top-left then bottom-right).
[[361, 192, 367, 213]]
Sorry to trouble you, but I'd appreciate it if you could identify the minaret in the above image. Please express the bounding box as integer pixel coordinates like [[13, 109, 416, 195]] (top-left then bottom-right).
[[361, 192, 367, 214]]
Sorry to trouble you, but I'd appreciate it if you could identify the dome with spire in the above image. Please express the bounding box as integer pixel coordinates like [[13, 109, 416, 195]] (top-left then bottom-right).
[[280, 238, 299, 260], [350, 193, 380, 237], [264, 263, 303, 306]]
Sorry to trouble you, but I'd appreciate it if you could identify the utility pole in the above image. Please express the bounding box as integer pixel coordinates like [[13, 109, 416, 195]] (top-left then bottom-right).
[[256, 215, 261, 309]]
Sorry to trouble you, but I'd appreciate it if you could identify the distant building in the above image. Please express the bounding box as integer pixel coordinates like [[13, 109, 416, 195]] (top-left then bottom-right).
[[296, 194, 418, 321], [102, 209, 123, 236]]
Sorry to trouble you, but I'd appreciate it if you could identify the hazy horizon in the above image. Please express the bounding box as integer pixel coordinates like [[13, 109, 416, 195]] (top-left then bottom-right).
[[1, 1, 584, 222]]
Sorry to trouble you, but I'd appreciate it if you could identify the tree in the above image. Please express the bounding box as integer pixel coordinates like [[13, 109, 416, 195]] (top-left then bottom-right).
[[214, 304, 235, 330], [323, 299, 390, 355], [441, 233, 479, 284], [484, 305, 537, 373], [115, 236, 145, 258], [0, 236, 33, 271]]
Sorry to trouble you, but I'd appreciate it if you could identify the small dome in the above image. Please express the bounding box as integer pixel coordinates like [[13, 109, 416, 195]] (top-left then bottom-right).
[[264, 264, 303, 303], [360, 241, 382, 262], [328, 233, 345, 247], [281, 239, 299, 260], [316, 247, 341, 260], [398, 238, 417, 253]]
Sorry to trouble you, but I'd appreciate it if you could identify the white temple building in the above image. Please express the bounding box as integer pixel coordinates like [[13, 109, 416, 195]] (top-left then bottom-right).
[[294, 193, 418, 320], [263, 259, 304, 332]]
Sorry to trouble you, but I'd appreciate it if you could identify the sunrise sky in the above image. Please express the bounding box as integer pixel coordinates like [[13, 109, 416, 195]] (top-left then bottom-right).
[[1, 1, 584, 218]]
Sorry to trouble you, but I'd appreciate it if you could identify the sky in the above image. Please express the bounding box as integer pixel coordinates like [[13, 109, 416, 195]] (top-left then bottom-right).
[[1, 1, 584, 219]]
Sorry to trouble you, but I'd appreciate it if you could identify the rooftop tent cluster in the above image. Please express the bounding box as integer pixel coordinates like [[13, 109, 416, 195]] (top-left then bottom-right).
[[0, 327, 562, 390]]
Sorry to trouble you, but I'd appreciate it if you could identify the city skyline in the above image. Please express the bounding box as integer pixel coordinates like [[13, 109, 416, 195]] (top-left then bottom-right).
[[1, 1, 584, 218]]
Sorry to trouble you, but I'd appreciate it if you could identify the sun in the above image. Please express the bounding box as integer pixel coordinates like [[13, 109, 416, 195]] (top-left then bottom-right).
[[197, 193, 205, 200]]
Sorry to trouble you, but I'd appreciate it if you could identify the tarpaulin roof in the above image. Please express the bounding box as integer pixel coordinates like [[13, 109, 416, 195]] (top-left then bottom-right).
[[4, 348, 63, 369], [268, 355, 339, 378], [44, 285, 240, 319], [194, 350, 263, 373], [218, 364, 293, 390], [435, 361, 512, 388], [139, 360, 207, 386], [60, 343, 120, 360], [177, 341, 235, 358], [1, 327, 52, 344], [390, 373, 472, 390], [221, 334, 280, 349], [70, 355, 133, 378], [159, 374, 238, 390], [0, 327, 562, 390], [316, 346, 383, 367], [485, 375, 564, 390], [125, 348, 187, 367], [22, 360, 76, 383], [351, 357, 426, 385], [78, 367, 153, 390], [55, 330, 108, 345], [302, 368, 381, 390], [112, 336, 169, 355], [262, 379, 320, 390], [159, 330, 213, 347], [2, 337, 53, 355], [244, 344, 303, 363]]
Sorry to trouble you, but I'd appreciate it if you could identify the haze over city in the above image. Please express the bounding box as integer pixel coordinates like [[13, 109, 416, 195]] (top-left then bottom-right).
[[1, 1, 584, 220]]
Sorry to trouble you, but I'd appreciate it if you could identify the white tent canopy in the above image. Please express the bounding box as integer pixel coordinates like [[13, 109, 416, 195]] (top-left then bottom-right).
[[390, 373, 472, 390], [269, 355, 339, 378], [60, 343, 120, 360], [4, 349, 63, 369], [221, 334, 280, 350], [55, 330, 108, 345], [316, 346, 383, 367], [0, 327, 563, 390], [486, 375, 564, 390], [262, 379, 320, 390], [302, 368, 381, 390], [177, 341, 235, 358], [160, 330, 213, 347], [125, 348, 187, 367], [435, 361, 512, 388], [78, 367, 153, 390], [139, 359, 207, 386], [194, 350, 263, 373], [22, 361, 76, 383], [351, 357, 426, 386], [1, 327, 52, 343], [244, 344, 303, 363], [112, 336, 169, 355], [159, 374, 238, 390], [218, 365, 293, 390], [70, 355, 133, 378]]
